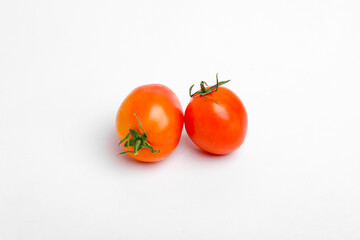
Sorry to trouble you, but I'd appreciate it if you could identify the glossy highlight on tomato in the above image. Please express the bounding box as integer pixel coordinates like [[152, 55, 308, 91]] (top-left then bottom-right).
[[116, 84, 183, 162], [185, 75, 247, 155]]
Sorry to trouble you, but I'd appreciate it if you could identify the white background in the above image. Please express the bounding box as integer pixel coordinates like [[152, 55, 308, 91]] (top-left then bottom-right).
[[1, 0, 360, 239]]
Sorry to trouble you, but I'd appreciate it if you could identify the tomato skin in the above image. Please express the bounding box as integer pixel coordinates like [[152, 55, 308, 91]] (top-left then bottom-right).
[[185, 87, 247, 155], [116, 84, 183, 162]]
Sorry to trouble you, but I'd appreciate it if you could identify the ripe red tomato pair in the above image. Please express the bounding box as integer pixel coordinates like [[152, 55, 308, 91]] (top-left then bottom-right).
[[115, 74, 248, 162]]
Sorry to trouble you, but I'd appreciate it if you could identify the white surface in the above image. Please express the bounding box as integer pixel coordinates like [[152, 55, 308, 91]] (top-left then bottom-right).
[[1, 0, 360, 239]]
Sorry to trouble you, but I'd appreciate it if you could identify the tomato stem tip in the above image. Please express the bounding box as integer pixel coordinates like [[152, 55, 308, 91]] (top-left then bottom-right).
[[118, 114, 160, 155], [188, 73, 230, 102]]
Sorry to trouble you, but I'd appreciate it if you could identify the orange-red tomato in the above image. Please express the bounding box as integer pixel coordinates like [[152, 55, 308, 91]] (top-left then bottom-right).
[[116, 84, 183, 162], [185, 80, 247, 155]]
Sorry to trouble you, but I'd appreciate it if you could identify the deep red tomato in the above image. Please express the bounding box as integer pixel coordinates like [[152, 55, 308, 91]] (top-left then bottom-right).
[[116, 84, 183, 162], [185, 75, 247, 155]]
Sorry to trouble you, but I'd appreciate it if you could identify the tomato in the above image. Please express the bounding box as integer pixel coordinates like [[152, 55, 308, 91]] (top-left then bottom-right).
[[116, 84, 183, 162], [184, 75, 247, 155]]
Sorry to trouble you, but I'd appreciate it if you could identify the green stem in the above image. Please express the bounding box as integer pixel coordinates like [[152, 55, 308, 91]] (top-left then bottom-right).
[[188, 73, 231, 102], [200, 81, 208, 92], [118, 114, 160, 155]]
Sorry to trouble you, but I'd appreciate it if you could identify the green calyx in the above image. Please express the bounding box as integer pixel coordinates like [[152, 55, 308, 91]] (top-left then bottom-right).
[[118, 114, 160, 155], [189, 73, 231, 102]]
